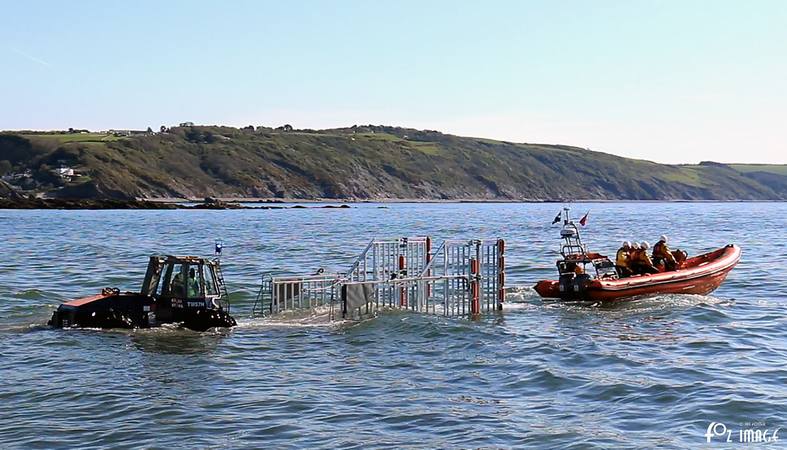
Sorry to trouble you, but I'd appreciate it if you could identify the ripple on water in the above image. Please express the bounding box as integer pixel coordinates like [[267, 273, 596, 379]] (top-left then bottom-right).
[[1, 203, 786, 448]]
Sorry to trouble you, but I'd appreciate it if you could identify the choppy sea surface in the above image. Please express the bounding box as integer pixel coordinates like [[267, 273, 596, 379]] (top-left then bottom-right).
[[0, 202, 785, 449]]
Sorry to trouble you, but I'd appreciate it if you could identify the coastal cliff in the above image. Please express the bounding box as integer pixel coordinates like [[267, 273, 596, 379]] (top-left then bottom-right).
[[1, 125, 785, 202]]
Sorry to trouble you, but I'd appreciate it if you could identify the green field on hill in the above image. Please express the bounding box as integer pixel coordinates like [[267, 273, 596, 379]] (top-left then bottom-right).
[[1, 125, 785, 201], [728, 164, 787, 176]]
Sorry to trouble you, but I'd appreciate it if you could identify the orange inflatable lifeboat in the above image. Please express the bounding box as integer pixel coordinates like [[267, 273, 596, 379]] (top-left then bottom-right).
[[534, 208, 741, 302]]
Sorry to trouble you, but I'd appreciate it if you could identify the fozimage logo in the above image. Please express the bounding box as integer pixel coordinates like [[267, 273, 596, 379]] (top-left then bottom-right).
[[705, 421, 780, 444]]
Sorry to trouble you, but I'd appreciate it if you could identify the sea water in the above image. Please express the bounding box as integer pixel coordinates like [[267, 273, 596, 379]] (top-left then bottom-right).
[[0, 202, 785, 448]]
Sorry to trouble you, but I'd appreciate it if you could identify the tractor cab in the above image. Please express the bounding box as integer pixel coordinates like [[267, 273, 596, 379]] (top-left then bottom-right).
[[137, 255, 234, 329], [142, 256, 228, 314]]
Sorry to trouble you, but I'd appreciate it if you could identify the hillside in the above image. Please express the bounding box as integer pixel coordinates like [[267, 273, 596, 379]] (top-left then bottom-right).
[[0, 125, 785, 201]]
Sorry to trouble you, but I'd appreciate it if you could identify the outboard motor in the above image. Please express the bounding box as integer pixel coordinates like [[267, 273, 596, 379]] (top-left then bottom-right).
[[557, 260, 591, 300], [557, 272, 592, 300], [558, 273, 575, 296], [572, 273, 592, 296]]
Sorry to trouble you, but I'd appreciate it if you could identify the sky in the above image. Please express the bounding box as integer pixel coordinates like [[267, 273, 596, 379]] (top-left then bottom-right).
[[1, 0, 785, 164]]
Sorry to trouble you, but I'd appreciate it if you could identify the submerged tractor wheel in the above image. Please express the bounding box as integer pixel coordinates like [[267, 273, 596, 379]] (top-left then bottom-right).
[[181, 308, 237, 332]]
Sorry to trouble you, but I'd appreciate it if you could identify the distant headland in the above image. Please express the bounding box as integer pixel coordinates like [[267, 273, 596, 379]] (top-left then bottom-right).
[[1, 124, 785, 208]]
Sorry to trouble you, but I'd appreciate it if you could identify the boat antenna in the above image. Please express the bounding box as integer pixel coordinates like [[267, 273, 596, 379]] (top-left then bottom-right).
[[558, 204, 587, 259]]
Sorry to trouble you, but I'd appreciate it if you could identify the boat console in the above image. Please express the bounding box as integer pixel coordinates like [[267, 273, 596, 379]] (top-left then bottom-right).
[[555, 208, 616, 299]]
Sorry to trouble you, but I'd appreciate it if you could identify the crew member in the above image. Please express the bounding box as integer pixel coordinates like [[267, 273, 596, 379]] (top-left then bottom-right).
[[616, 241, 633, 277], [628, 242, 641, 273], [652, 235, 678, 271], [564, 261, 584, 275], [187, 268, 200, 298], [171, 266, 186, 295], [632, 241, 659, 275]]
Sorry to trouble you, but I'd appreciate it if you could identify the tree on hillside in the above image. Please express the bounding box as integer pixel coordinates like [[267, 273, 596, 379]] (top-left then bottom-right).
[[276, 124, 293, 132], [185, 127, 201, 143], [146, 127, 153, 134], [160, 125, 168, 133], [0, 160, 12, 175]]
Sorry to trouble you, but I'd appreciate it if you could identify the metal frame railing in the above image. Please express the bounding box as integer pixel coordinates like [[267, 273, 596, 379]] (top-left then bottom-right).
[[339, 274, 469, 319], [253, 236, 505, 320], [346, 237, 431, 283], [252, 273, 342, 319]]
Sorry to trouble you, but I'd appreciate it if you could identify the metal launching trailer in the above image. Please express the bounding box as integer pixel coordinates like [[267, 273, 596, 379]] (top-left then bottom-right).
[[252, 237, 505, 320]]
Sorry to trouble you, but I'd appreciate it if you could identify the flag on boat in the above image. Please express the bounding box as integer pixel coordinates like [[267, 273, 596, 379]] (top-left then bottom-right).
[[551, 211, 562, 224], [579, 211, 589, 226]]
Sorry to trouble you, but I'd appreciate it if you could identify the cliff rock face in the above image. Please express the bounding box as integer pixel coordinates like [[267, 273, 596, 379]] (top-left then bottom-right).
[[1, 126, 785, 201], [0, 180, 23, 199]]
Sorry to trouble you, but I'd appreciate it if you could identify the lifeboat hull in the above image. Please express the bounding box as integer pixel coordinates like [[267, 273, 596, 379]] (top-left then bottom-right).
[[534, 244, 741, 302]]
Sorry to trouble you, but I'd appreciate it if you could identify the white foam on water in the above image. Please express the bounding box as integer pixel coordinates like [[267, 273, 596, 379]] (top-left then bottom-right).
[[503, 285, 541, 304], [611, 293, 732, 312], [235, 304, 349, 329]]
